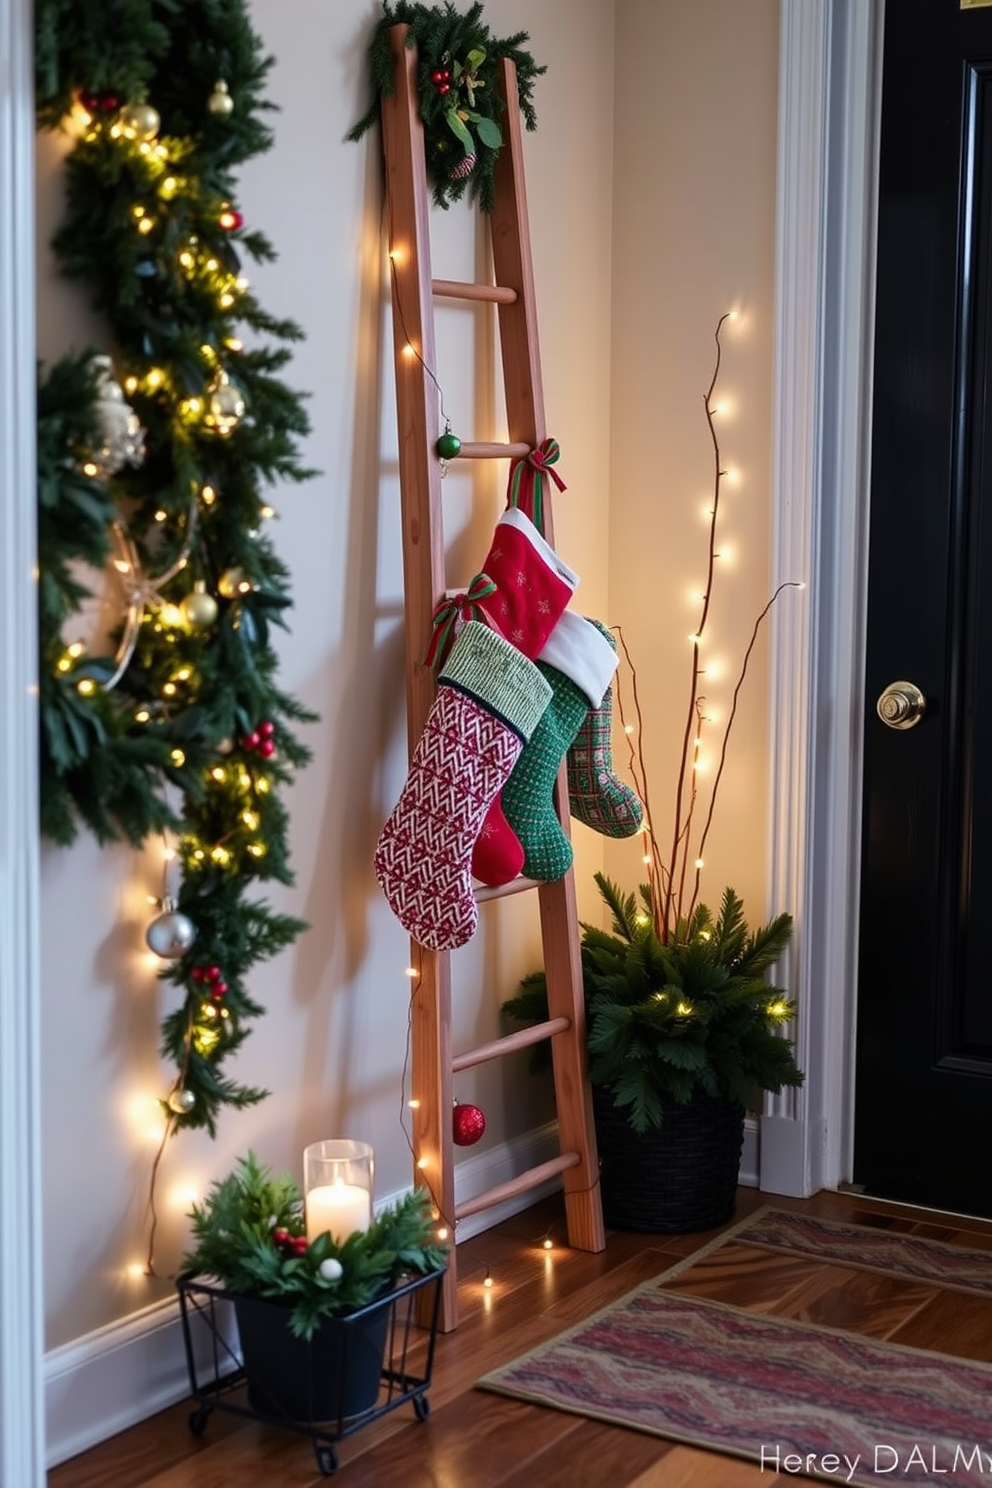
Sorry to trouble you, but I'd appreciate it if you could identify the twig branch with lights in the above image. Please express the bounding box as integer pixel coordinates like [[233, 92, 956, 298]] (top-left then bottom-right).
[[614, 312, 803, 946]]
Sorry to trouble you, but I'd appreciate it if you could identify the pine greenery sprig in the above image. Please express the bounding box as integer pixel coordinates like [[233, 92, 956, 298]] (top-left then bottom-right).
[[348, 0, 545, 212], [35, 1, 317, 1136], [183, 1153, 448, 1339], [502, 874, 802, 1132]]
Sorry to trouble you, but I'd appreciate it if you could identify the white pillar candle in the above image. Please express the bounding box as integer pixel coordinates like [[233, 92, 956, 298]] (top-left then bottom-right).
[[305, 1178, 372, 1245]]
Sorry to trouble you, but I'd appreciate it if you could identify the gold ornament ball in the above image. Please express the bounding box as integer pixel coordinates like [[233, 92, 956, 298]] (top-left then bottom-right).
[[167, 1088, 196, 1115], [208, 80, 234, 117], [181, 584, 219, 630], [207, 378, 245, 436], [218, 567, 249, 599], [119, 102, 161, 141]]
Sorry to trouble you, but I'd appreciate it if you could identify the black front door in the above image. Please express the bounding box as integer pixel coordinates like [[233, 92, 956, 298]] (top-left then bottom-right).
[[855, 0, 992, 1214]]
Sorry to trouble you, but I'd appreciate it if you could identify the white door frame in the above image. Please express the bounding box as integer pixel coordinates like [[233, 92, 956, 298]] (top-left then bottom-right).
[[760, 0, 884, 1197], [0, 0, 46, 1481]]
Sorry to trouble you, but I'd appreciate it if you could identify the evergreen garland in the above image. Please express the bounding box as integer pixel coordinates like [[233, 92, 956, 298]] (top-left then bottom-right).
[[35, 0, 316, 1137], [348, 1, 544, 212]]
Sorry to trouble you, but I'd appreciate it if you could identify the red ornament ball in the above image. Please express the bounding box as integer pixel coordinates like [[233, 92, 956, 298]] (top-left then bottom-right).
[[80, 90, 119, 114], [452, 1101, 486, 1146], [257, 738, 275, 759]]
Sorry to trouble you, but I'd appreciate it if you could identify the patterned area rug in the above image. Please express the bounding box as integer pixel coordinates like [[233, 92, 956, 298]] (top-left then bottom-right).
[[477, 1208, 992, 1488], [739, 1208, 992, 1296]]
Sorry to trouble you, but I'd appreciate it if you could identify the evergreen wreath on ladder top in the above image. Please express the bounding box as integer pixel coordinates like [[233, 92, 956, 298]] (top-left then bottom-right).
[[35, 0, 317, 1142], [348, 1, 545, 213]]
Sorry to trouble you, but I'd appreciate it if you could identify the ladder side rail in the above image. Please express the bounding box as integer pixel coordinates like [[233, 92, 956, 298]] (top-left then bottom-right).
[[490, 59, 605, 1255], [381, 23, 457, 1329]]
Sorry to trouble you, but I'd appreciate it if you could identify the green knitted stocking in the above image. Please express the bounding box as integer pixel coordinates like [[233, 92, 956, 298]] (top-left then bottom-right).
[[501, 662, 588, 882]]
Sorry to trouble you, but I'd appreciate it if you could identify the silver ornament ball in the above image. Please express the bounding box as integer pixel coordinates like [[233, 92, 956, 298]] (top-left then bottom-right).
[[88, 355, 145, 477], [146, 901, 196, 959], [167, 1088, 196, 1115]]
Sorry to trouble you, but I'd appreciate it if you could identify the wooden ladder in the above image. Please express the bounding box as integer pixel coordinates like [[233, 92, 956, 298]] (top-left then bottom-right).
[[379, 24, 605, 1332]]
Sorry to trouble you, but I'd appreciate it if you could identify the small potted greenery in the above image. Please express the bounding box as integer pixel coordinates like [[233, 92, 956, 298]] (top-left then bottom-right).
[[179, 1152, 447, 1421]]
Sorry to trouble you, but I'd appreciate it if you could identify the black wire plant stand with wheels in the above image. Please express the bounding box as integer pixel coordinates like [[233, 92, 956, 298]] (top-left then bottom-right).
[[177, 1266, 446, 1476]]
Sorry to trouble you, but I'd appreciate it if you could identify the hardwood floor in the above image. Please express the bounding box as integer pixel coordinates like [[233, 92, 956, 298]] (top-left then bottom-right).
[[50, 1185, 992, 1487]]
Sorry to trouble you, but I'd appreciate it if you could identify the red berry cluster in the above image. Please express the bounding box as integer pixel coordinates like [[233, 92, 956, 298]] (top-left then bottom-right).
[[241, 719, 275, 758], [272, 1226, 309, 1258], [431, 67, 452, 96], [191, 963, 228, 999], [79, 90, 120, 114]]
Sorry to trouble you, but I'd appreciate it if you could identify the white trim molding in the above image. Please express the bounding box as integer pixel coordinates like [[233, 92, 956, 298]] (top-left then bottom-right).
[[762, 0, 883, 1196], [0, 0, 46, 1482]]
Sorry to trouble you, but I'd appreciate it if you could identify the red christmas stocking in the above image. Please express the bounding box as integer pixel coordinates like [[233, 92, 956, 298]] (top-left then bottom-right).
[[374, 623, 552, 950], [475, 506, 577, 654], [420, 509, 578, 888]]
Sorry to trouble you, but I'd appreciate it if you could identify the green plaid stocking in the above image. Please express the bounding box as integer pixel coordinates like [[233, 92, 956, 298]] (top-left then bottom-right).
[[566, 622, 643, 838], [501, 662, 588, 882]]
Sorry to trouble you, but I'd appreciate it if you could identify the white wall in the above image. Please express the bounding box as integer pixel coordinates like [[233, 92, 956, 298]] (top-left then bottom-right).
[[35, 0, 783, 1459], [608, 0, 781, 927], [37, 0, 615, 1358]]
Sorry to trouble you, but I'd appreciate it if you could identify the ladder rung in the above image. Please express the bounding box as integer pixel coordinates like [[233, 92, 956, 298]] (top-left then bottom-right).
[[474, 875, 540, 903], [452, 1017, 570, 1074], [433, 277, 518, 305], [455, 1152, 581, 1221], [453, 440, 530, 460]]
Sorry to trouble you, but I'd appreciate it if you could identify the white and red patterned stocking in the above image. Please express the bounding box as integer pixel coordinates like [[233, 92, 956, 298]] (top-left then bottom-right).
[[374, 623, 552, 950]]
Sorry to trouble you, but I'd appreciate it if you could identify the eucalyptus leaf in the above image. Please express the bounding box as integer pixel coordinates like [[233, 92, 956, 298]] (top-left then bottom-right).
[[475, 117, 502, 150], [444, 108, 474, 153]]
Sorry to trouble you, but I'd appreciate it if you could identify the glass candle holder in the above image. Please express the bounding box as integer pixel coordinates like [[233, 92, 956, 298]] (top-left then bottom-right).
[[303, 1139, 374, 1245]]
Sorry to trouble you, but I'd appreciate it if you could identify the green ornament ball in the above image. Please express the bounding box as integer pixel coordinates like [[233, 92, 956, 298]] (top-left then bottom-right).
[[436, 431, 461, 460]]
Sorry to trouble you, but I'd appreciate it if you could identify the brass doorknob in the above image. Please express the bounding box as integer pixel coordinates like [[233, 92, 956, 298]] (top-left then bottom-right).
[[876, 680, 926, 730]]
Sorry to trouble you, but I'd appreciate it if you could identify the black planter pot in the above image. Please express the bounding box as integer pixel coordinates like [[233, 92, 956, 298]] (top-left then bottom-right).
[[592, 1086, 746, 1234], [234, 1293, 390, 1423]]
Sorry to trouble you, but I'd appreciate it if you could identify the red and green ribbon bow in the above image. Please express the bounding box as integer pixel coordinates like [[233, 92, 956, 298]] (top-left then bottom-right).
[[505, 437, 567, 536], [423, 573, 500, 669]]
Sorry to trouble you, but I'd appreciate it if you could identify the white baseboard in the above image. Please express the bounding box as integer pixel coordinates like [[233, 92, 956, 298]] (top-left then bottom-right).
[[45, 1294, 186, 1468], [45, 1116, 759, 1468]]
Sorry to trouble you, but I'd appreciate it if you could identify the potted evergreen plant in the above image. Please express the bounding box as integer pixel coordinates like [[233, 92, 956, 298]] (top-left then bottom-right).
[[179, 1152, 447, 1422], [503, 873, 802, 1232]]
